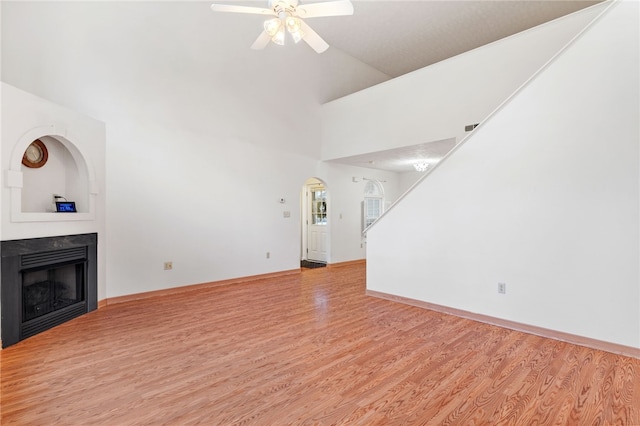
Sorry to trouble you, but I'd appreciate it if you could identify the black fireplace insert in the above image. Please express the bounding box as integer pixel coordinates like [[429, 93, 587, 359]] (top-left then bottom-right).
[[1, 233, 97, 348]]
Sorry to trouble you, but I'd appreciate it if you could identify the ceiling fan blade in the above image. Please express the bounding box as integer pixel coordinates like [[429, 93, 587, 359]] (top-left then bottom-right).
[[210, 4, 273, 15], [296, 0, 353, 18], [251, 31, 272, 50], [300, 20, 329, 53]]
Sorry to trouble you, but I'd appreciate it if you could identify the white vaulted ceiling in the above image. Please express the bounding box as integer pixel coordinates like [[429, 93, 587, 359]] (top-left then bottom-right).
[[209, 0, 601, 81], [1, 0, 603, 172], [2, 1, 602, 106], [206, 0, 602, 172], [302, 0, 601, 79]]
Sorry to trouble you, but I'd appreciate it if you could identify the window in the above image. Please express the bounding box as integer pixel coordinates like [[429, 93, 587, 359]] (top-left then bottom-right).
[[363, 180, 384, 230], [311, 188, 327, 225], [364, 198, 382, 228]]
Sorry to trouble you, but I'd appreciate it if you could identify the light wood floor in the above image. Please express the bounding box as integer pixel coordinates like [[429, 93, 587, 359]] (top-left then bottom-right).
[[1, 263, 639, 425]]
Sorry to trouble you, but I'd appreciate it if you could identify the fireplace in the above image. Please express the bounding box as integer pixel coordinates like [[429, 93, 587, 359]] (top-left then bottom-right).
[[1, 233, 97, 348]]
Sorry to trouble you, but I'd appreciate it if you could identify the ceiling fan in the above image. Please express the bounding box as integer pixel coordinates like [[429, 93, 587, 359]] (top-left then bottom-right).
[[210, 0, 354, 53]]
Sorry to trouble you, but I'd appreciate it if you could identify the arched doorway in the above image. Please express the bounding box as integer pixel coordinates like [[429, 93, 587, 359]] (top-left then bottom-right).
[[301, 177, 330, 265]]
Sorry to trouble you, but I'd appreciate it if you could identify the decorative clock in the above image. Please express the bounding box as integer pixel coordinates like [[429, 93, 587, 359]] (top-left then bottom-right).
[[22, 139, 48, 168]]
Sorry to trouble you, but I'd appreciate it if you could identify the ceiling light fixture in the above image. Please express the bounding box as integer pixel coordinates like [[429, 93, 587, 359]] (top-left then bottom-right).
[[414, 162, 429, 172], [210, 0, 354, 53], [264, 18, 281, 36], [285, 16, 304, 43], [273, 24, 286, 45], [264, 16, 286, 45]]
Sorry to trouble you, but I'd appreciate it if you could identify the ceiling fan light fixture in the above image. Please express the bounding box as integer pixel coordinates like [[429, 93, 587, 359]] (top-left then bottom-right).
[[264, 18, 281, 36], [211, 0, 354, 53], [291, 29, 304, 43], [285, 16, 301, 32], [286, 16, 304, 43], [272, 25, 286, 45], [290, 30, 303, 43]]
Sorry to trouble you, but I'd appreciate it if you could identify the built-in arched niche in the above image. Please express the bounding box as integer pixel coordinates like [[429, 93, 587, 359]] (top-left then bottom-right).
[[7, 126, 97, 222]]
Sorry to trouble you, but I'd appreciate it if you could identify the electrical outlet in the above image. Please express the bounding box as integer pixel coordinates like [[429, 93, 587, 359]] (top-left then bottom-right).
[[498, 282, 506, 294], [164, 261, 173, 270], [266, 252, 270, 259]]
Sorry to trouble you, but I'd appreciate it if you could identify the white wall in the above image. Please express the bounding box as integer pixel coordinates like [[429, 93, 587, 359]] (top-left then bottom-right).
[[367, 1, 640, 348], [0, 2, 392, 298], [314, 163, 402, 263], [321, 2, 608, 161]]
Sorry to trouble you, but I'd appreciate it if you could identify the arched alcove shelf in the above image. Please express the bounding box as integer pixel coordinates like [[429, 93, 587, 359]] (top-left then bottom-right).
[[6, 124, 98, 222]]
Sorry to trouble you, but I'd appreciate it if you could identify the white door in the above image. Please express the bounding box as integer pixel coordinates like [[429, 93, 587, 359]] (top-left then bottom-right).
[[307, 185, 328, 262]]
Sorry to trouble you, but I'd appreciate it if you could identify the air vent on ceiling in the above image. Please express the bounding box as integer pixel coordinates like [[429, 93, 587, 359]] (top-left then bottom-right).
[[465, 123, 479, 132]]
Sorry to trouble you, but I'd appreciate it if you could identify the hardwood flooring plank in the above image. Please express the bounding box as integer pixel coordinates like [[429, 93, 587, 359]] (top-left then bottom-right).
[[1, 264, 639, 425]]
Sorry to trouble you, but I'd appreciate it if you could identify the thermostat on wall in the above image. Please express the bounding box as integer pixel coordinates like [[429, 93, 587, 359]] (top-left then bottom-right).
[[55, 201, 77, 213]]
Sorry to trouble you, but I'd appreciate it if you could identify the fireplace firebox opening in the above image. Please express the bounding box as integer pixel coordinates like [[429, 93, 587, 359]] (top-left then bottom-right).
[[23, 262, 85, 322], [1, 233, 97, 348]]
